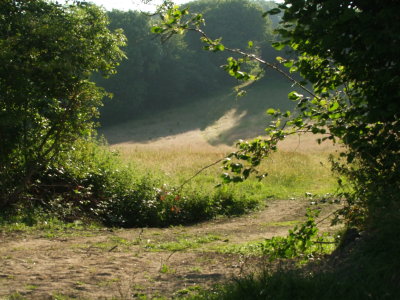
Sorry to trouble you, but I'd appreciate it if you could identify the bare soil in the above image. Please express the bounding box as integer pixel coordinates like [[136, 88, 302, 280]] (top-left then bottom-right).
[[0, 199, 341, 299]]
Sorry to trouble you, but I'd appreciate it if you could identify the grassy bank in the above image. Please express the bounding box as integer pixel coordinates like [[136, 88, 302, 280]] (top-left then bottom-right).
[[113, 139, 338, 202]]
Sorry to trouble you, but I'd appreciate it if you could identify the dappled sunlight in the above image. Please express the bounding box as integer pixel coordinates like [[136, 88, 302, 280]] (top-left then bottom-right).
[[202, 108, 248, 145]]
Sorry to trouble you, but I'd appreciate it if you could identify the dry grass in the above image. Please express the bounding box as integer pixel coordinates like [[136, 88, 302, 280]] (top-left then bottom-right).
[[103, 82, 341, 200], [109, 132, 339, 200]]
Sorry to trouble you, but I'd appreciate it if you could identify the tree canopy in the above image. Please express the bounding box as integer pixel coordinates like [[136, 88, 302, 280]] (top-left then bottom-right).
[[0, 0, 126, 207], [273, 0, 400, 226], [97, 0, 275, 126]]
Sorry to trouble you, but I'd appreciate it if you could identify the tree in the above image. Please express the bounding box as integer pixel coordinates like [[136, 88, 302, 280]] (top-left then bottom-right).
[[182, 0, 274, 87], [0, 0, 126, 207], [97, 0, 275, 127], [265, 0, 400, 227], [151, 0, 400, 229], [96, 10, 158, 125]]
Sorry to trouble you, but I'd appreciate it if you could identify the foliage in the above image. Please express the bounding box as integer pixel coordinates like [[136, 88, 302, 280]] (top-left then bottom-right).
[[0, 0, 126, 207], [98, 0, 275, 126], [259, 209, 327, 261], [151, 0, 399, 298], [145, 234, 221, 251], [268, 0, 400, 228], [184, 216, 400, 299], [151, 0, 400, 230], [219, 209, 335, 261], [95, 10, 168, 125], [0, 138, 260, 228]]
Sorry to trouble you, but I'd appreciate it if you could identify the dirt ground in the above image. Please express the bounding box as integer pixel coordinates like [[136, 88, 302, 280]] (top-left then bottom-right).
[[0, 199, 341, 299]]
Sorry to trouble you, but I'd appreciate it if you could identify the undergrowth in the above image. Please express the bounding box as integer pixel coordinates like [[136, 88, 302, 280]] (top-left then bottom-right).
[[116, 146, 338, 201], [0, 138, 261, 229], [181, 213, 400, 300], [217, 209, 336, 261]]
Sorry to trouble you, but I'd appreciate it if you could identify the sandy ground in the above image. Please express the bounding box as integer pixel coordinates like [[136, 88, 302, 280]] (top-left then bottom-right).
[[0, 199, 340, 299]]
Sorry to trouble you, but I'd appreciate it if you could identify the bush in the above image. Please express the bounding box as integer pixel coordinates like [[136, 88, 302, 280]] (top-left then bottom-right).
[[4, 138, 262, 228]]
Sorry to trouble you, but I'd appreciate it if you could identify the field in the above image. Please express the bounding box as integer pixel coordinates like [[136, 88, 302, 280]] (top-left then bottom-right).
[[102, 80, 339, 201], [0, 83, 343, 299]]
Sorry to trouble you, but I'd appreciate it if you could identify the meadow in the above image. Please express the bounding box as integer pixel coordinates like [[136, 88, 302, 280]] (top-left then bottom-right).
[[113, 135, 338, 202], [104, 79, 340, 208]]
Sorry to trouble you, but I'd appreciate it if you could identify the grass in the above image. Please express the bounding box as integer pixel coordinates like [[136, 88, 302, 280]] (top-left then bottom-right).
[[179, 214, 400, 300], [0, 210, 103, 238], [145, 234, 221, 252], [114, 145, 338, 203], [260, 220, 303, 227], [214, 235, 336, 258], [104, 79, 339, 212]]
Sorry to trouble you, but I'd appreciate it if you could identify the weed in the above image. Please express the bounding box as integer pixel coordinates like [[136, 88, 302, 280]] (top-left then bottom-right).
[[217, 210, 336, 261], [174, 285, 203, 297], [260, 220, 302, 227], [146, 234, 221, 251], [109, 236, 134, 246], [98, 278, 121, 287], [7, 293, 27, 300], [160, 263, 175, 274], [131, 284, 146, 291], [52, 293, 76, 300], [24, 284, 38, 290]]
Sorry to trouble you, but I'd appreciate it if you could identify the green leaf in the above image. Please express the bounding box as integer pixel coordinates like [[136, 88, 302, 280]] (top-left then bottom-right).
[[221, 173, 231, 183], [237, 90, 247, 97], [272, 42, 285, 51], [283, 60, 294, 68], [329, 101, 339, 111], [151, 26, 164, 34], [288, 91, 303, 101], [283, 111, 291, 118], [214, 44, 225, 52], [266, 108, 276, 115]]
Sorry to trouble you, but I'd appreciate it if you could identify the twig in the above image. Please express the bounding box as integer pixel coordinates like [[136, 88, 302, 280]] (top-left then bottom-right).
[[108, 245, 118, 252], [136, 228, 144, 245], [159, 250, 178, 271], [316, 210, 338, 226], [165, 250, 177, 262], [188, 27, 318, 100], [177, 157, 225, 190]]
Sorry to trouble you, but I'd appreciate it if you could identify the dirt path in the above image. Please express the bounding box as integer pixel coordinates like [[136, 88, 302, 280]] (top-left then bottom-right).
[[0, 199, 340, 299]]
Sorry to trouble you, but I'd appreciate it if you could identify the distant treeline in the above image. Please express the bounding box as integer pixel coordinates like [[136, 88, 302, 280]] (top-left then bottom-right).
[[97, 0, 280, 127]]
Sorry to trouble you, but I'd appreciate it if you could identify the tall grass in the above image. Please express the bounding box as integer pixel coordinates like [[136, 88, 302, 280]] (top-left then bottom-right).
[[113, 142, 338, 202]]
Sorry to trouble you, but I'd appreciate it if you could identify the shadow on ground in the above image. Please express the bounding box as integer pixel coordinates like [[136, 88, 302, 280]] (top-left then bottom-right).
[[100, 78, 298, 146]]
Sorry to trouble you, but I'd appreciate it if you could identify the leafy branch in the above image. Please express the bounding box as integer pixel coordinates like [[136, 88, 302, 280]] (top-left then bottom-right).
[[150, 2, 334, 184], [151, 2, 316, 98]]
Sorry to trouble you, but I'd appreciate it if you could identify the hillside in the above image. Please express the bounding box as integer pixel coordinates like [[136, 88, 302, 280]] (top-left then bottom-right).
[[101, 78, 293, 147], [100, 77, 336, 155]]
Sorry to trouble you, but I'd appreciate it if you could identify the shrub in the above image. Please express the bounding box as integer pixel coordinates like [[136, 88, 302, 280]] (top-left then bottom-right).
[[4, 138, 262, 228]]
